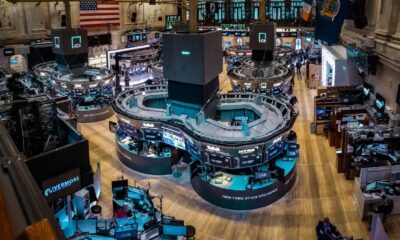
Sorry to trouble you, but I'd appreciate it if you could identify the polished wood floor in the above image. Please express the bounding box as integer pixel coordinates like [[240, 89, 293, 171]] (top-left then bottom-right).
[[79, 71, 400, 239]]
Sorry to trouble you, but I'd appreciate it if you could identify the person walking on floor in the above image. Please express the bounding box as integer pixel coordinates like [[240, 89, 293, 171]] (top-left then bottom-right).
[[296, 60, 302, 80]]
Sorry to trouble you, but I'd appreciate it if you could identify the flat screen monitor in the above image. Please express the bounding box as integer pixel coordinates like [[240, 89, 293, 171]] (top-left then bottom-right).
[[112, 179, 128, 192], [375, 93, 385, 111], [363, 83, 371, 97], [161, 225, 187, 237], [314, 44, 320, 49], [316, 108, 325, 117], [162, 127, 186, 150], [306, 37, 312, 43], [267, 141, 284, 160], [254, 171, 271, 180], [283, 42, 291, 47], [365, 182, 377, 192]]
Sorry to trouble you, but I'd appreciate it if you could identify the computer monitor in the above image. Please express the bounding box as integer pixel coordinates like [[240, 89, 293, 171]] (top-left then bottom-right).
[[112, 179, 128, 193], [375, 93, 385, 111], [316, 108, 325, 117], [160, 225, 187, 237], [365, 182, 377, 192], [254, 171, 271, 180]]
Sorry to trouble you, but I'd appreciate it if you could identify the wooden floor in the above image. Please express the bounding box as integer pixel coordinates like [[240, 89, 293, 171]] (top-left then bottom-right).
[[79, 72, 400, 240]]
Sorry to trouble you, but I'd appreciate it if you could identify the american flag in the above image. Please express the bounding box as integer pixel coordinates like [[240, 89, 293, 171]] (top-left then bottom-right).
[[80, 1, 120, 29]]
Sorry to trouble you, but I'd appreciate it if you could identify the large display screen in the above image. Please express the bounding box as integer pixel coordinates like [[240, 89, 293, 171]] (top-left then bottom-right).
[[375, 93, 385, 111], [363, 83, 371, 97], [162, 126, 186, 150], [41, 168, 81, 202], [236, 154, 263, 168], [165, 15, 180, 30], [204, 152, 232, 168], [141, 129, 162, 142], [119, 122, 139, 139], [266, 141, 284, 160]]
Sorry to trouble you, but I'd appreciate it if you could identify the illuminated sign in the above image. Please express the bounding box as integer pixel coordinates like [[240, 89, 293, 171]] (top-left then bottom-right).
[[41, 169, 81, 201], [143, 122, 155, 128], [258, 32, 267, 43], [3, 48, 15, 56], [206, 145, 220, 152], [238, 148, 256, 154], [120, 117, 131, 124], [71, 36, 82, 48], [54, 36, 60, 48], [181, 50, 191, 56], [272, 135, 283, 145], [74, 84, 82, 88], [44, 176, 80, 197]]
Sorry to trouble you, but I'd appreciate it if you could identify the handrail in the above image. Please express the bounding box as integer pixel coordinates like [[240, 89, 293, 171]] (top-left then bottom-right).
[[110, 86, 298, 146], [0, 123, 65, 239]]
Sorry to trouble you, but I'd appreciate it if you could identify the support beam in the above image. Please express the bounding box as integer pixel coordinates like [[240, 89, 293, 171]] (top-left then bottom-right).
[[259, 0, 265, 24], [64, 0, 72, 29], [181, 0, 187, 24], [189, 0, 197, 33]]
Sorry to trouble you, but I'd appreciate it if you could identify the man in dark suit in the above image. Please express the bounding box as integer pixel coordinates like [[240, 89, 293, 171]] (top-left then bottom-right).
[[316, 218, 342, 240]]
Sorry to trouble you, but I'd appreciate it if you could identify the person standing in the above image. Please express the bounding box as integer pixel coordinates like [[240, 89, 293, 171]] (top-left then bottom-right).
[[296, 60, 302, 79]]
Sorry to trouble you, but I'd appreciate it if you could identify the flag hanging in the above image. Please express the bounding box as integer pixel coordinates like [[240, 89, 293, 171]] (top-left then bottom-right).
[[315, 0, 350, 45], [302, 0, 314, 21], [80, 1, 120, 29]]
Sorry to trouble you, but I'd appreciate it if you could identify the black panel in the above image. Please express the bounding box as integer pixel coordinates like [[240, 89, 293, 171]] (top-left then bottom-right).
[[55, 53, 88, 68], [28, 46, 55, 69], [190, 166, 297, 210], [168, 77, 219, 106], [163, 31, 222, 85], [26, 139, 93, 190], [251, 50, 273, 62], [88, 34, 111, 47]]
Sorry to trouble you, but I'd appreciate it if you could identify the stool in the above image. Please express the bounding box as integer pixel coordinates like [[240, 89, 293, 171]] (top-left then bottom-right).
[[91, 205, 102, 218]]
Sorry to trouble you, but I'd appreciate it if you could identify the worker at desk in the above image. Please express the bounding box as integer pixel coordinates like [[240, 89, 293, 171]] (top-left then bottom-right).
[[371, 195, 394, 223], [116, 202, 133, 218]]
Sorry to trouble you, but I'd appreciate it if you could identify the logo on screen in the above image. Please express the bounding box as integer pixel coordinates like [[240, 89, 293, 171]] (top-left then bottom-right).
[[71, 36, 82, 48], [54, 37, 60, 48], [44, 176, 80, 197], [258, 32, 267, 43]]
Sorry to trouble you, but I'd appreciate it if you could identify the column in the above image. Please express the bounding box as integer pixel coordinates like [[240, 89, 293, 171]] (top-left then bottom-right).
[[189, 0, 197, 33], [259, 0, 265, 24], [374, 0, 400, 40], [391, 2, 400, 44], [181, 0, 187, 24]]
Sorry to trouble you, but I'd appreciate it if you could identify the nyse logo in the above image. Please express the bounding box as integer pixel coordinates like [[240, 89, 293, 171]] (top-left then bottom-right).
[[258, 32, 267, 43], [71, 36, 82, 49]]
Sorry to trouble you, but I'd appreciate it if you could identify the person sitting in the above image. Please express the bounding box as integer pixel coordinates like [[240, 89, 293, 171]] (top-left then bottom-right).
[[316, 218, 342, 240], [373, 194, 394, 223], [116, 202, 132, 218]]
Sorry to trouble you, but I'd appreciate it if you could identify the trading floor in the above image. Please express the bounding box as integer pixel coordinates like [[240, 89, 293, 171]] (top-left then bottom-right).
[[78, 70, 400, 240]]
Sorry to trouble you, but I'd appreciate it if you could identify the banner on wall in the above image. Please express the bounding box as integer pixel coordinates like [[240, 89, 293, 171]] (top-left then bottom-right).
[[302, 0, 314, 21], [315, 0, 350, 45]]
